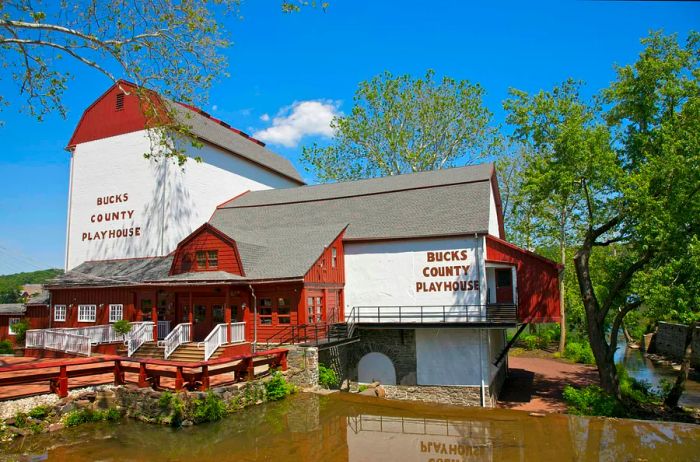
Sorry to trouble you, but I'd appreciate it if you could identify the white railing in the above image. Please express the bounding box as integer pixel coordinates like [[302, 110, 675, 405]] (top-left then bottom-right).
[[163, 323, 191, 359], [25, 329, 91, 356], [201, 324, 227, 361], [230, 322, 246, 344], [157, 320, 171, 340], [67, 324, 121, 344], [127, 322, 154, 356]]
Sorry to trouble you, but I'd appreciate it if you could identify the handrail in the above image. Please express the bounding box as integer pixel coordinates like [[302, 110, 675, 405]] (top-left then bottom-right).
[[127, 322, 154, 356], [201, 323, 227, 361], [163, 323, 191, 359], [350, 304, 517, 324], [25, 329, 91, 356], [157, 320, 171, 340]]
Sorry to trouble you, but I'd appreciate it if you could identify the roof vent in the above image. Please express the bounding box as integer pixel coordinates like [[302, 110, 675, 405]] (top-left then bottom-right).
[[115, 93, 125, 111]]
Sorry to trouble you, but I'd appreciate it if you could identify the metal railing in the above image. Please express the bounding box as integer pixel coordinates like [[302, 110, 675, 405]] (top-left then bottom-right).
[[127, 322, 154, 357], [157, 321, 171, 340], [163, 323, 191, 359], [265, 322, 332, 348], [25, 329, 91, 356], [349, 304, 518, 324]]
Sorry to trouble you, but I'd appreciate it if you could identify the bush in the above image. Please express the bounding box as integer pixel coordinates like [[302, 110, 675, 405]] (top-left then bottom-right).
[[265, 371, 294, 401], [563, 341, 595, 364], [318, 364, 339, 389], [65, 408, 121, 427], [28, 405, 51, 420], [617, 365, 663, 404], [112, 319, 132, 337], [563, 385, 627, 417], [520, 334, 539, 350], [0, 340, 13, 354], [11, 319, 29, 344], [192, 391, 226, 424]]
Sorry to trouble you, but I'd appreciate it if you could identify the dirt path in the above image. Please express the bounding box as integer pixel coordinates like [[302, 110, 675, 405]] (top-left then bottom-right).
[[498, 355, 598, 413]]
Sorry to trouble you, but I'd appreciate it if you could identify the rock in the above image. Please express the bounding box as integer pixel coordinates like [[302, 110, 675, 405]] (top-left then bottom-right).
[[58, 402, 77, 415], [181, 420, 193, 427], [48, 423, 65, 432], [75, 399, 92, 409], [8, 426, 31, 437], [375, 386, 386, 398], [359, 389, 376, 397], [370, 381, 381, 388], [340, 379, 351, 391], [529, 412, 546, 417], [5, 418, 16, 426]]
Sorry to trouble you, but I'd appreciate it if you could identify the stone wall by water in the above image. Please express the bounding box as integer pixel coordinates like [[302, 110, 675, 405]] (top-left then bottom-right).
[[345, 328, 418, 385], [654, 322, 700, 367], [382, 384, 486, 406], [285, 345, 319, 388]]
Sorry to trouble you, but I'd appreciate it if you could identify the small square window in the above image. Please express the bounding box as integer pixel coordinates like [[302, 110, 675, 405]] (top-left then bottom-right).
[[207, 250, 218, 268], [8, 318, 20, 335], [196, 251, 206, 268], [259, 298, 273, 324], [54, 305, 66, 322], [277, 297, 291, 324], [109, 304, 123, 323]]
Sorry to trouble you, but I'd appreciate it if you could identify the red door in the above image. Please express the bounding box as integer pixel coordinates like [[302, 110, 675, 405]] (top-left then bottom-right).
[[193, 304, 211, 341], [495, 268, 514, 304]]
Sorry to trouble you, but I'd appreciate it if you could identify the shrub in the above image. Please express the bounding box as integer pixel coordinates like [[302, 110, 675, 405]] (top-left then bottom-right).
[[13, 412, 28, 428], [192, 391, 226, 424], [520, 334, 539, 350], [11, 319, 29, 344], [563, 341, 595, 364], [617, 365, 662, 404], [28, 405, 51, 420], [318, 364, 339, 389], [563, 385, 627, 417], [65, 408, 121, 427], [358, 384, 368, 393], [112, 319, 132, 337], [0, 340, 13, 354], [265, 371, 294, 401]]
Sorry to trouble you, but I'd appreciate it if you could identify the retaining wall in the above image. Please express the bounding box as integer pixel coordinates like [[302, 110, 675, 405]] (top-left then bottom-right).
[[654, 322, 700, 367]]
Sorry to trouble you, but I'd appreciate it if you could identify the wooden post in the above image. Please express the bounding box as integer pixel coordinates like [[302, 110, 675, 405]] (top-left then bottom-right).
[[58, 365, 68, 398], [300, 287, 307, 325], [152, 290, 159, 340], [175, 366, 184, 391], [225, 287, 232, 343], [201, 365, 210, 390], [280, 350, 288, 371], [138, 363, 148, 388], [322, 288, 328, 323], [114, 360, 125, 385], [245, 357, 255, 381], [188, 291, 194, 342]]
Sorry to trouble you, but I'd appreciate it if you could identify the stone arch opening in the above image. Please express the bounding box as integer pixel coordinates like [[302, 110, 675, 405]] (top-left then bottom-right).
[[358, 352, 397, 385]]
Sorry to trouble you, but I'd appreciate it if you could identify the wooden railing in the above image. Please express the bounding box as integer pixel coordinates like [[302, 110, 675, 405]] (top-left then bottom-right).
[[127, 322, 154, 356], [26, 329, 91, 356], [230, 322, 246, 343], [349, 304, 518, 325], [201, 324, 227, 361], [162, 323, 191, 359], [157, 321, 171, 340], [0, 349, 289, 399]]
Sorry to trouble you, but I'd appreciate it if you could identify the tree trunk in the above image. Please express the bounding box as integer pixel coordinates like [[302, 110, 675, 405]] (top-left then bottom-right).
[[558, 211, 567, 352], [621, 319, 634, 345], [573, 240, 621, 399], [665, 321, 697, 408]]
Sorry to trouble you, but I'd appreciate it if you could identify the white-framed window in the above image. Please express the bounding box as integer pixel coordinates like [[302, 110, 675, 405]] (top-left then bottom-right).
[[54, 305, 66, 322], [8, 318, 20, 335], [109, 304, 123, 323], [78, 304, 97, 323]]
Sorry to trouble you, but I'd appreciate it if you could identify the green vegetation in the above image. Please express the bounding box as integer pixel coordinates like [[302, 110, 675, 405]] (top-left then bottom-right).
[[10, 319, 29, 344], [0, 340, 13, 354], [192, 391, 226, 424], [358, 384, 368, 393], [318, 364, 340, 389], [27, 405, 52, 420], [64, 408, 121, 427], [265, 371, 295, 401], [112, 319, 132, 337], [0, 269, 62, 303], [563, 342, 595, 365]]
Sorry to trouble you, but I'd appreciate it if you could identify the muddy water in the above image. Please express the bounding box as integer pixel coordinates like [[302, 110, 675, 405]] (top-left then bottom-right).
[[3, 393, 700, 462]]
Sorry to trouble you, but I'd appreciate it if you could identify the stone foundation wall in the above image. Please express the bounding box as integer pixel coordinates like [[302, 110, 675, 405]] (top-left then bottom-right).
[[347, 328, 417, 385], [318, 344, 350, 384], [285, 345, 319, 388], [654, 322, 700, 367], [382, 384, 485, 407]]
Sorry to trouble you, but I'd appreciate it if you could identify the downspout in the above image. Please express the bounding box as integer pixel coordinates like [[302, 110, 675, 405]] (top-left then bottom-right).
[[249, 284, 257, 353]]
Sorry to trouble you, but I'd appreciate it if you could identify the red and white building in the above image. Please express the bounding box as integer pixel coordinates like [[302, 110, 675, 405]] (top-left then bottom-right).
[[15, 83, 561, 405]]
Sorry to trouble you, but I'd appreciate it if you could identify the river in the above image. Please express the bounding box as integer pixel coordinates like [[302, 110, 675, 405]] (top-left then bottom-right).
[[3, 393, 699, 461]]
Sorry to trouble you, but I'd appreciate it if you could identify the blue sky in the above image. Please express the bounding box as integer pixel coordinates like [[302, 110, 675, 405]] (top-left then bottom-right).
[[0, 0, 698, 274]]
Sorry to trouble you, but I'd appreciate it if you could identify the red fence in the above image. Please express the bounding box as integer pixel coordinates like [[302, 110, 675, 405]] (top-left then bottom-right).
[[0, 349, 288, 399]]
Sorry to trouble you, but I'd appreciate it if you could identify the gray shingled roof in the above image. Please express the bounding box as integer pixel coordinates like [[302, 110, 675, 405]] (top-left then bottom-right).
[[26, 290, 50, 306], [168, 102, 304, 184], [0, 304, 25, 315], [49, 256, 173, 287], [213, 163, 495, 241]]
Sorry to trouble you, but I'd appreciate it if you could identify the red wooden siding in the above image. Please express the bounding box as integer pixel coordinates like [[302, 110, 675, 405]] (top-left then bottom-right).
[[246, 284, 302, 343], [170, 225, 244, 275], [51, 288, 138, 328], [304, 231, 345, 284], [485, 235, 561, 323]]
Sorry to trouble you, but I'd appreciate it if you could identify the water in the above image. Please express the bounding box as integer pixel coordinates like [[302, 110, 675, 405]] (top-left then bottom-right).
[[3, 393, 699, 461], [615, 345, 700, 408]]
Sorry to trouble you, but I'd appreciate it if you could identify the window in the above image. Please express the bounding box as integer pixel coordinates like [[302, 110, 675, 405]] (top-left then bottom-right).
[[277, 297, 291, 324], [207, 250, 218, 268], [54, 305, 66, 322], [8, 318, 20, 335], [259, 298, 272, 325], [141, 299, 153, 320], [194, 250, 218, 269], [331, 247, 337, 268], [78, 305, 97, 322], [109, 304, 123, 323], [315, 297, 322, 322], [115, 92, 125, 111], [213, 305, 224, 323], [307, 296, 323, 324]]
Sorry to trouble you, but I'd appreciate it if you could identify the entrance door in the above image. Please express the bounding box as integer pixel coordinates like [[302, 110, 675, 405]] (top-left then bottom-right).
[[495, 268, 514, 304], [193, 304, 211, 341]]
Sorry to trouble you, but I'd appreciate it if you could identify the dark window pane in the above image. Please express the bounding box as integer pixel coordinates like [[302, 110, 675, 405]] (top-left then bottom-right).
[[208, 250, 218, 268], [196, 251, 206, 267], [213, 305, 224, 323]]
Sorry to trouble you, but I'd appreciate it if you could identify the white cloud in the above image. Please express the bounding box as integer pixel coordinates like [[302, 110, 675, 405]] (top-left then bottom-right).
[[260, 113, 270, 122], [253, 100, 340, 148], [212, 104, 218, 111]]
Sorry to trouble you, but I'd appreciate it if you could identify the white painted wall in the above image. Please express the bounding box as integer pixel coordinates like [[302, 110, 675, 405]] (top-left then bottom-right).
[[488, 328, 506, 382], [488, 183, 500, 237], [415, 328, 484, 386], [344, 237, 488, 318], [65, 130, 298, 269]]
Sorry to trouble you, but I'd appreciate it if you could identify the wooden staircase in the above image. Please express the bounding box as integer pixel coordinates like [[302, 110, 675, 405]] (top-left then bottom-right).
[[122, 341, 225, 361]]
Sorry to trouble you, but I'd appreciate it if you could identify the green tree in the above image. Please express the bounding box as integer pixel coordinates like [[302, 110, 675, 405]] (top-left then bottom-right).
[[504, 31, 700, 400], [302, 70, 501, 182]]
